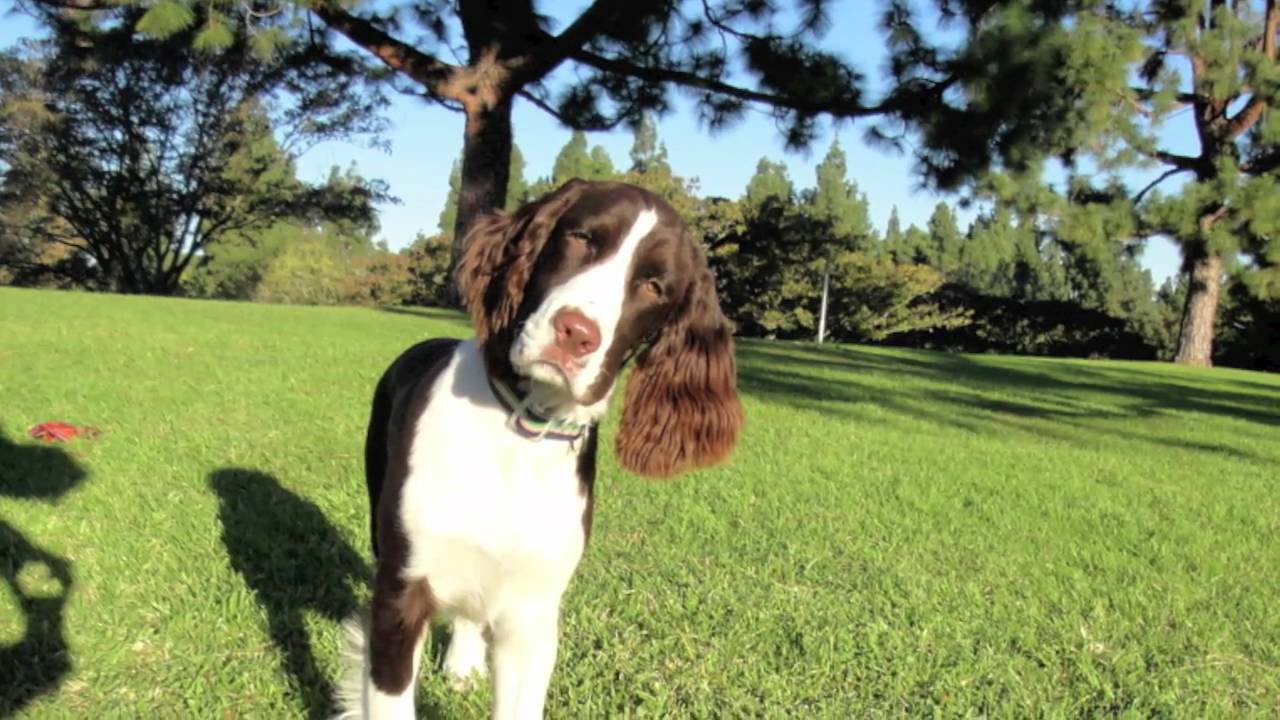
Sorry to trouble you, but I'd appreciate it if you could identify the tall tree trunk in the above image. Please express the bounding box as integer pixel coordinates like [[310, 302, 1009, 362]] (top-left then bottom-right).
[[114, 251, 142, 294], [449, 95, 513, 306], [1173, 251, 1222, 367]]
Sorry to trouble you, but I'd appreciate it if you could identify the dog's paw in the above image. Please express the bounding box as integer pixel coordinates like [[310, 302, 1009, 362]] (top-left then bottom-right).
[[442, 638, 487, 691], [441, 618, 488, 691], [443, 651, 487, 691], [445, 666, 486, 692]]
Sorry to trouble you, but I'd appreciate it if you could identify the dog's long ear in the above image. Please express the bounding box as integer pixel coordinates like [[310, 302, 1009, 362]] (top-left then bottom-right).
[[616, 249, 743, 478], [455, 179, 586, 344]]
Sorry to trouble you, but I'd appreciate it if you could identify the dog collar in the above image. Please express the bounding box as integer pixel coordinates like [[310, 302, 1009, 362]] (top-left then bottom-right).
[[488, 377, 588, 442]]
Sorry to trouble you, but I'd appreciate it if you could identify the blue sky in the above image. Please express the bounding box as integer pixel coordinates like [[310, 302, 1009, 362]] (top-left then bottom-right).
[[1, 1, 1184, 281]]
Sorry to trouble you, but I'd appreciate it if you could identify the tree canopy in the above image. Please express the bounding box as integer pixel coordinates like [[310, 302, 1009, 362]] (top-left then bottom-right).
[[952, 0, 1280, 365], [0, 12, 387, 293], [24, 0, 1129, 305], [807, 140, 875, 253]]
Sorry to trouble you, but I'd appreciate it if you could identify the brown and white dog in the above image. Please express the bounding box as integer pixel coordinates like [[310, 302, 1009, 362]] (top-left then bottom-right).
[[337, 179, 743, 719]]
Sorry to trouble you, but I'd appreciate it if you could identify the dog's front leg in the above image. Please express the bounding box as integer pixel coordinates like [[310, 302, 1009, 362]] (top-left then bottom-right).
[[490, 600, 561, 720], [365, 569, 434, 719], [443, 617, 489, 689]]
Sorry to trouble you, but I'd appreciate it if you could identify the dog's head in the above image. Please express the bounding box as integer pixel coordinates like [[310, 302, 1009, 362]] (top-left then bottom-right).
[[456, 179, 742, 477]]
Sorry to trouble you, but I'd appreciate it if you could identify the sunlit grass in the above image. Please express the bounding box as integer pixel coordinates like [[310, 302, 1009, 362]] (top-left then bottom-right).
[[2, 286, 1277, 717]]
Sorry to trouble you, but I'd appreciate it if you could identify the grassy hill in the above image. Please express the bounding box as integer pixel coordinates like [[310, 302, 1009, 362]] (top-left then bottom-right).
[[1, 286, 1277, 717]]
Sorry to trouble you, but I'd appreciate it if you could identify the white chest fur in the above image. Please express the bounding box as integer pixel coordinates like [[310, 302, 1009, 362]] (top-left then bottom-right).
[[398, 340, 589, 624]]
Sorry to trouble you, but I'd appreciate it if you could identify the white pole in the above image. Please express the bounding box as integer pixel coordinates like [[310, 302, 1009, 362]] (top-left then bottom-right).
[[816, 260, 830, 344]]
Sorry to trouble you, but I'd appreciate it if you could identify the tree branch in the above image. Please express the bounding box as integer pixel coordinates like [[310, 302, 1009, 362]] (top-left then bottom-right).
[[1129, 85, 1199, 108], [1242, 149, 1280, 174], [1134, 146, 1201, 170], [309, 3, 458, 95], [20, 0, 115, 12], [1133, 166, 1190, 203], [512, 0, 625, 82], [1226, 97, 1268, 139], [514, 88, 579, 127], [569, 49, 889, 118], [1224, 0, 1278, 139]]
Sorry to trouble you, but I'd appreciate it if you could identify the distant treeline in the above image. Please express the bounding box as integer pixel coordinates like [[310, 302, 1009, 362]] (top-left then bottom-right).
[[1, 34, 1272, 371]]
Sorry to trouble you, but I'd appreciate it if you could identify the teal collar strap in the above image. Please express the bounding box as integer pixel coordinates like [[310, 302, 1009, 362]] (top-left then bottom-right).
[[488, 377, 589, 442]]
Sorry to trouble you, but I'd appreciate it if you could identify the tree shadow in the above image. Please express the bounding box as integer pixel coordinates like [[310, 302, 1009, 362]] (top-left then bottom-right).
[[735, 340, 1279, 463], [209, 468, 372, 719], [377, 306, 468, 324], [210, 468, 456, 718], [0, 428, 87, 716]]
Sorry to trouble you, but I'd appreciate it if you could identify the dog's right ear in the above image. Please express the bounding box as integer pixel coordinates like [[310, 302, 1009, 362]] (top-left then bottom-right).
[[455, 179, 586, 344], [616, 254, 742, 479]]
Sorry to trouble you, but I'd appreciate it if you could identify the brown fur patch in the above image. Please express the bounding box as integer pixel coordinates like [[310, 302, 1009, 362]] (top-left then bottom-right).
[[363, 339, 457, 694], [616, 261, 744, 478], [455, 179, 588, 346], [369, 570, 435, 694], [576, 429, 599, 542]]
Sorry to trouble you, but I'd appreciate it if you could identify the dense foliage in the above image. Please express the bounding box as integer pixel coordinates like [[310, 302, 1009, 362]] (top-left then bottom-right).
[[2, 0, 1276, 369], [0, 14, 388, 294], [926, 0, 1280, 366], [34, 0, 1180, 312], [408, 121, 1215, 364]]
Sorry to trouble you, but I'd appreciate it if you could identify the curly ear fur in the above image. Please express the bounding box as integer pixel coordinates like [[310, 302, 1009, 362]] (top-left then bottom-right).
[[455, 179, 585, 344], [616, 258, 743, 479]]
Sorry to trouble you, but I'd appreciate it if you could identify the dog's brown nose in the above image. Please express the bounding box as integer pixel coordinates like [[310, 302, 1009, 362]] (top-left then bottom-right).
[[552, 308, 601, 358]]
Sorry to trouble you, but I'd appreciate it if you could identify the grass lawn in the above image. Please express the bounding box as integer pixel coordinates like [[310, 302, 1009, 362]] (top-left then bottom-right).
[[1, 286, 1278, 718]]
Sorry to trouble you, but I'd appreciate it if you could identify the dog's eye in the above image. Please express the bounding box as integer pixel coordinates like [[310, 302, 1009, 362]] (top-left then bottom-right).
[[641, 278, 664, 299], [566, 230, 592, 245]]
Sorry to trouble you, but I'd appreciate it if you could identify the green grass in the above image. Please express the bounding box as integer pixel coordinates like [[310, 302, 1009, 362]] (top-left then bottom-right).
[[1, 286, 1278, 718]]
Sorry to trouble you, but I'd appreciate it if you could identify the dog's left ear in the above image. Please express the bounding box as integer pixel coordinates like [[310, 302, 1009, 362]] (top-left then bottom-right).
[[616, 253, 743, 478], [456, 179, 586, 344]]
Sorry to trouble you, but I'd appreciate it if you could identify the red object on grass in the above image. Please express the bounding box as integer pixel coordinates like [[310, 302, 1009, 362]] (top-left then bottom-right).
[[27, 422, 100, 443]]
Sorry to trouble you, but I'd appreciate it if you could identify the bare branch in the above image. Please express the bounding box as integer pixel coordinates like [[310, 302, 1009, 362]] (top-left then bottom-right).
[[512, 0, 625, 81], [17, 0, 115, 11], [1226, 97, 1267, 139], [1133, 166, 1190, 203], [569, 49, 889, 118], [1242, 149, 1280, 174], [514, 88, 577, 127], [1129, 85, 1199, 108], [309, 3, 458, 95], [1224, 0, 1278, 139], [514, 87, 638, 131], [1133, 145, 1201, 170]]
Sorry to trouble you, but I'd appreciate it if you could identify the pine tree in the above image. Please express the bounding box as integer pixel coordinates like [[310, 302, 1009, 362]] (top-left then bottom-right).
[[925, 203, 964, 277], [588, 145, 615, 180], [807, 140, 874, 252], [629, 113, 670, 174], [1034, 239, 1073, 303], [506, 143, 528, 210], [714, 158, 812, 337], [551, 131, 592, 186], [438, 159, 461, 235], [0, 19, 382, 294], [912, 3, 1280, 365], [743, 158, 794, 210], [94, 0, 1162, 312], [958, 207, 1019, 294], [547, 132, 614, 186], [899, 225, 931, 266], [882, 206, 903, 260], [442, 142, 529, 232]]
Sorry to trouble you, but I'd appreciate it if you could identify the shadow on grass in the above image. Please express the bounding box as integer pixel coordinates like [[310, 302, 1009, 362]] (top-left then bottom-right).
[[210, 468, 455, 718], [0, 428, 87, 716], [736, 340, 1278, 462], [378, 306, 469, 324], [210, 468, 371, 719]]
